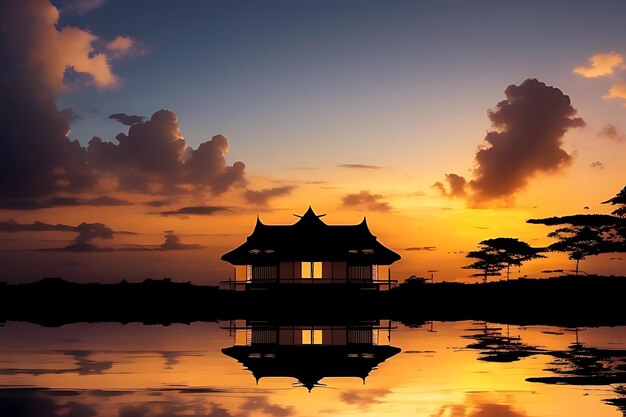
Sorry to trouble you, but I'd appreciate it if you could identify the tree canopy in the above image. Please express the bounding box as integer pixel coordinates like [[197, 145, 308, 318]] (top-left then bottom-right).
[[464, 237, 545, 282], [527, 185, 626, 274]]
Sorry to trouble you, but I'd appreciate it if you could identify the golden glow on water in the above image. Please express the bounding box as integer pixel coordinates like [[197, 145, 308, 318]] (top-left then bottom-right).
[[0, 321, 623, 416]]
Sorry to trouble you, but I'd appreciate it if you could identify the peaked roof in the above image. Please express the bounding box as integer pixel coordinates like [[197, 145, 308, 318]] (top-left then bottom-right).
[[221, 207, 401, 265], [222, 344, 401, 391]]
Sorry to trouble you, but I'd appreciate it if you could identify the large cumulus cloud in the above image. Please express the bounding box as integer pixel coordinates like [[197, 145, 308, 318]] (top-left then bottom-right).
[[88, 113, 246, 194], [0, 1, 246, 209], [434, 79, 584, 206]]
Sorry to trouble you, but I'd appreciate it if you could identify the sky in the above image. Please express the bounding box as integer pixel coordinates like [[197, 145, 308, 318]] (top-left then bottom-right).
[[1, 0, 625, 283]]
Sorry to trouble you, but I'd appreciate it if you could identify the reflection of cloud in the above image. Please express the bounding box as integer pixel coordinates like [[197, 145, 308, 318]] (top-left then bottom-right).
[[573, 52, 624, 78], [431, 394, 529, 417], [342, 190, 391, 212], [339, 388, 391, 410], [405, 246, 437, 251], [240, 396, 293, 417], [243, 186, 296, 206], [0, 392, 98, 417], [337, 163, 382, 170]]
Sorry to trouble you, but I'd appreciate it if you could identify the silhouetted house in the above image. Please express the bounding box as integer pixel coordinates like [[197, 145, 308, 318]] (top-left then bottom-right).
[[222, 320, 400, 391], [221, 207, 401, 290]]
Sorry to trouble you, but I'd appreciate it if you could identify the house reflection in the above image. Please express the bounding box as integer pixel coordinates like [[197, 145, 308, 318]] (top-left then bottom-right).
[[221, 319, 401, 391]]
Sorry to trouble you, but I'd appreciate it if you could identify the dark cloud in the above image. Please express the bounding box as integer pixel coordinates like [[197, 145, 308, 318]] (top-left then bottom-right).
[[0, 220, 77, 233], [342, 190, 391, 212], [120, 232, 205, 251], [109, 113, 146, 126], [337, 164, 382, 170], [0, 0, 121, 203], [405, 246, 437, 251], [433, 174, 468, 198], [597, 123, 625, 143], [45, 195, 133, 207], [0, 220, 136, 239], [143, 199, 174, 207], [42, 223, 115, 252], [159, 232, 205, 251], [243, 186, 296, 206], [0, 393, 98, 417], [159, 206, 232, 217], [88, 114, 247, 194], [434, 79, 584, 206], [339, 389, 391, 410], [0, 3, 246, 206], [59, 108, 82, 123], [590, 161, 605, 169], [239, 397, 293, 417]]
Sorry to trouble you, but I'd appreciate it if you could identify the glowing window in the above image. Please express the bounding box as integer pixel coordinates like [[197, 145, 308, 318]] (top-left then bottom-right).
[[302, 329, 323, 344], [301, 262, 322, 279]]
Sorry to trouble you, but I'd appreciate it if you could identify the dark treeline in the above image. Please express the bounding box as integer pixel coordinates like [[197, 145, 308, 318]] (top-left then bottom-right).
[[2, 275, 626, 327]]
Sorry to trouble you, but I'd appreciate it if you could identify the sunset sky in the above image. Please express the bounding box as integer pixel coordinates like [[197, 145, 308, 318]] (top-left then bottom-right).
[[1, 0, 625, 283]]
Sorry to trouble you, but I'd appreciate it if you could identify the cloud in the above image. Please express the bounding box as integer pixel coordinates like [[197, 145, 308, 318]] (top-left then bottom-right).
[[106, 36, 146, 59], [405, 246, 437, 251], [342, 190, 391, 212], [597, 124, 625, 143], [0, 392, 98, 417], [243, 186, 296, 206], [45, 195, 134, 206], [239, 397, 293, 417], [0, 220, 77, 233], [109, 113, 146, 126], [59, 108, 82, 123], [590, 161, 605, 169], [573, 52, 624, 78], [55, 0, 105, 15], [339, 389, 391, 410], [159, 205, 232, 217], [434, 79, 584, 206], [433, 173, 468, 198], [1, 3, 246, 207], [42, 223, 115, 252], [0, 0, 122, 204], [337, 164, 382, 170], [603, 84, 626, 101], [158, 232, 205, 251], [88, 113, 247, 194]]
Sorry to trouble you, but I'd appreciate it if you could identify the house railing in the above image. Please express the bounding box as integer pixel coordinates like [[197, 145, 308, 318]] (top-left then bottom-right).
[[218, 277, 397, 291]]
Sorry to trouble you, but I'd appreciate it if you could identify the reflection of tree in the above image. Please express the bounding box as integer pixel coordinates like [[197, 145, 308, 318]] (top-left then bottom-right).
[[464, 238, 545, 282], [462, 322, 542, 362], [525, 330, 626, 415], [605, 385, 626, 415]]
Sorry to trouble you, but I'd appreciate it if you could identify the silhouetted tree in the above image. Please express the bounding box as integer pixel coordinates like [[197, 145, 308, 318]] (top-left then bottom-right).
[[528, 185, 626, 275], [603, 185, 626, 218], [464, 238, 545, 282]]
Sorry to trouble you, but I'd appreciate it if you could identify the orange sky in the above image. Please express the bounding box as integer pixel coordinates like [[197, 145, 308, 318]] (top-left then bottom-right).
[[1, 1, 625, 284]]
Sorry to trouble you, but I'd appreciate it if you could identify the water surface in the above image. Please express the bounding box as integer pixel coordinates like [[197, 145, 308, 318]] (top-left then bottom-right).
[[0, 321, 624, 416]]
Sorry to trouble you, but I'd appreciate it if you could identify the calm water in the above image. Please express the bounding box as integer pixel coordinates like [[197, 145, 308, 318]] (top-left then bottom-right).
[[0, 320, 625, 416]]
